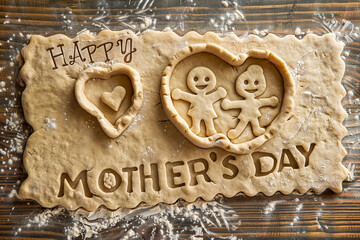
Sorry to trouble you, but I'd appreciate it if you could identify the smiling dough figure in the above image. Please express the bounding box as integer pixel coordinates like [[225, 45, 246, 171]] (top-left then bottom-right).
[[172, 66, 227, 136], [221, 65, 278, 140]]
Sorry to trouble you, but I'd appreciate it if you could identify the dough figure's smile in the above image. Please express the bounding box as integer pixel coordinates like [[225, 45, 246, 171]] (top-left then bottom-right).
[[245, 89, 257, 93], [196, 84, 207, 90]]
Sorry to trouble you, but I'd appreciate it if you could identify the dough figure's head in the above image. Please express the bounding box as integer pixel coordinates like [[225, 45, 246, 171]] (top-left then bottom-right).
[[236, 65, 266, 98], [187, 66, 216, 94]]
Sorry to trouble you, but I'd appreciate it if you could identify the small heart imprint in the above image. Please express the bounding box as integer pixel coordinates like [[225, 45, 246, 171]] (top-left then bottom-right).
[[75, 63, 143, 138], [101, 86, 126, 112]]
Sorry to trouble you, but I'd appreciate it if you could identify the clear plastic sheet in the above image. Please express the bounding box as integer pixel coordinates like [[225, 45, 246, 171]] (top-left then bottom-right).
[[0, 0, 359, 239]]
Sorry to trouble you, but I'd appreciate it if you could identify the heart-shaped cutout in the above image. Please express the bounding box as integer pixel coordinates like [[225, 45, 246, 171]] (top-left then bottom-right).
[[75, 63, 143, 138], [161, 43, 295, 154], [101, 86, 126, 112]]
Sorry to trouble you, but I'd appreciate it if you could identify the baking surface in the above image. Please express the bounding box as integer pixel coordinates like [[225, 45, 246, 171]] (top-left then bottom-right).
[[0, 0, 359, 239]]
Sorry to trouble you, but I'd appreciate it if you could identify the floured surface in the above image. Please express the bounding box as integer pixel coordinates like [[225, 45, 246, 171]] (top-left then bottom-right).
[[19, 30, 347, 211]]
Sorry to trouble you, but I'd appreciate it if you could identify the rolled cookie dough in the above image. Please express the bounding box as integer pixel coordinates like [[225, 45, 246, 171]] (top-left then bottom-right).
[[19, 30, 348, 211]]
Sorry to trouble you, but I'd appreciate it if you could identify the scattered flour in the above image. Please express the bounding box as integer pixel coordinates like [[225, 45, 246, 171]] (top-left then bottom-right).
[[28, 208, 64, 227], [1, 2, 358, 240], [65, 199, 241, 239], [315, 203, 328, 232], [209, 0, 245, 33], [313, 13, 360, 43]]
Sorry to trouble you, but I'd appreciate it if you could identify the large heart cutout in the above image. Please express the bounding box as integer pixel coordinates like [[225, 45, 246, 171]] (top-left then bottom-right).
[[161, 43, 295, 154], [75, 63, 143, 138]]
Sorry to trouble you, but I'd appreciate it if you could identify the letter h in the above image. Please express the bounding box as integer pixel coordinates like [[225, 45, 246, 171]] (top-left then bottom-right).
[[46, 44, 68, 70]]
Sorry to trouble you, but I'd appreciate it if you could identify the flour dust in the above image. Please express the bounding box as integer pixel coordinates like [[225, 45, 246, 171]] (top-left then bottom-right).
[[1, 1, 359, 239]]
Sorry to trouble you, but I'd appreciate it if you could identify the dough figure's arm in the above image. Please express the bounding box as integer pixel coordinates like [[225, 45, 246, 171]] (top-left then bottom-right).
[[172, 88, 196, 103], [259, 96, 278, 107], [208, 87, 227, 103], [221, 98, 246, 110]]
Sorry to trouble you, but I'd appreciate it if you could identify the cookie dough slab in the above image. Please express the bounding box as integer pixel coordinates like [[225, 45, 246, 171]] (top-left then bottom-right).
[[19, 30, 347, 211]]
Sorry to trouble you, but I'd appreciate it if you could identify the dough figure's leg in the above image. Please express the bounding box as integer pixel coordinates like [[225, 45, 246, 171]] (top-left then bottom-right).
[[204, 118, 216, 136], [228, 120, 248, 140], [191, 117, 201, 135], [250, 119, 265, 136]]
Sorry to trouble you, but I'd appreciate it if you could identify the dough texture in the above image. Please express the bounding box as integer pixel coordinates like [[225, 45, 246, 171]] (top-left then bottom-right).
[[19, 30, 348, 211]]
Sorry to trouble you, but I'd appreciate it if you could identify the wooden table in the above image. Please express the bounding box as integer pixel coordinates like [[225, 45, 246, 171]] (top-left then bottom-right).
[[0, 0, 359, 239]]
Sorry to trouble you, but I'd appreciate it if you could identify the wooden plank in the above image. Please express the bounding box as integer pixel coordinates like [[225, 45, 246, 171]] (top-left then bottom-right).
[[0, 0, 359, 239]]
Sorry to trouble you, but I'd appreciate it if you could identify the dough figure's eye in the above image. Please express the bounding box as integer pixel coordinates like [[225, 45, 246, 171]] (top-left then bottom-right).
[[205, 77, 209, 82], [244, 80, 248, 85], [194, 77, 198, 81], [254, 80, 259, 85]]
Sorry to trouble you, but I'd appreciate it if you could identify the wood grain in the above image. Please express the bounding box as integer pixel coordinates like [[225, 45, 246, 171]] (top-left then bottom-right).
[[0, 0, 359, 239]]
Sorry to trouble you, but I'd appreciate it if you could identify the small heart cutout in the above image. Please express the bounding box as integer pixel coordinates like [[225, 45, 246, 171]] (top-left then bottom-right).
[[101, 86, 126, 112], [75, 63, 143, 138]]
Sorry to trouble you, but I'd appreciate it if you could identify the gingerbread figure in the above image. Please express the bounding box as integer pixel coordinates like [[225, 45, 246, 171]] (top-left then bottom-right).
[[172, 66, 227, 136], [221, 65, 278, 140]]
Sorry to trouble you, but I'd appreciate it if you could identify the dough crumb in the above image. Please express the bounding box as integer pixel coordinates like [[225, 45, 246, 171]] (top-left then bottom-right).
[[345, 163, 356, 181], [264, 200, 285, 214], [44, 118, 57, 129], [140, 17, 152, 30], [295, 27, 303, 35], [295, 204, 303, 211], [221, 1, 229, 7], [0, 149, 6, 156], [8, 189, 18, 198]]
